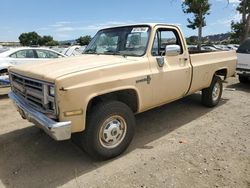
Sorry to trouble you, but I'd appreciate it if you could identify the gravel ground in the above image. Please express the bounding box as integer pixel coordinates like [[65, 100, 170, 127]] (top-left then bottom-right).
[[0, 77, 249, 188]]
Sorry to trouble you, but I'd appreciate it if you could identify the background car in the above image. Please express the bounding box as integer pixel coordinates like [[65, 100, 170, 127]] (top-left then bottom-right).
[[51, 45, 87, 57], [0, 47, 66, 75], [201, 46, 218, 51], [227, 44, 238, 50], [0, 47, 66, 85], [62, 45, 87, 56], [236, 38, 250, 83]]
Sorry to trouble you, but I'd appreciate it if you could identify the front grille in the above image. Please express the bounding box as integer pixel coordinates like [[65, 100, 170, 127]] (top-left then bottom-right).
[[10, 73, 56, 116]]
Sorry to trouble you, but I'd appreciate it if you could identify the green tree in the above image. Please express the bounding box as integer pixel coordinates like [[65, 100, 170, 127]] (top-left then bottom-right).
[[186, 36, 198, 45], [46, 40, 59, 46], [39, 35, 53, 46], [19, 32, 58, 46], [182, 0, 210, 50], [76, 35, 92, 45], [231, 0, 250, 44], [19, 32, 41, 46]]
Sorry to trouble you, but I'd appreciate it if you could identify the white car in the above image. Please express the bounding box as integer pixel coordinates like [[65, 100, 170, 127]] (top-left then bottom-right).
[[0, 47, 66, 85], [236, 38, 250, 83], [0, 47, 66, 75], [201, 46, 218, 51], [61, 45, 87, 56], [227, 44, 238, 50]]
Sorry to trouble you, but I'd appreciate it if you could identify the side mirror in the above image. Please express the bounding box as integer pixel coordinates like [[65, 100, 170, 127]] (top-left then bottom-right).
[[165, 45, 181, 56]]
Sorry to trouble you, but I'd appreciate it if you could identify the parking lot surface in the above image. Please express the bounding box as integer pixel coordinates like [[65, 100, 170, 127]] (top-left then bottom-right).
[[0, 77, 249, 188]]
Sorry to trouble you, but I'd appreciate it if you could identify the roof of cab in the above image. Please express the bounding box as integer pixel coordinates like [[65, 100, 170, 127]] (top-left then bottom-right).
[[101, 23, 181, 30]]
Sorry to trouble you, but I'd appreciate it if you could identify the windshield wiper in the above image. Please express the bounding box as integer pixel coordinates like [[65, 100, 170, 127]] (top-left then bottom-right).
[[103, 51, 121, 55], [103, 51, 128, 57]]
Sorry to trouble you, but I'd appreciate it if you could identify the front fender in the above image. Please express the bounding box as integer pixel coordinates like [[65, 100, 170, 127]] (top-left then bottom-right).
[[0, 62, 12, 72], [57, 85, 141, 133]]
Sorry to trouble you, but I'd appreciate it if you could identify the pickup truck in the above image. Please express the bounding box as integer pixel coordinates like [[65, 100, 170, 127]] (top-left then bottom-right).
[[8, 23, 237, 160]]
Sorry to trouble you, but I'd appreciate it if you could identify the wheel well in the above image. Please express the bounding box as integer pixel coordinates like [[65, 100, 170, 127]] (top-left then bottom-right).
[[215, 69, 227, 80], [87, 89, 139, 114], [0, 69, 8, 74]]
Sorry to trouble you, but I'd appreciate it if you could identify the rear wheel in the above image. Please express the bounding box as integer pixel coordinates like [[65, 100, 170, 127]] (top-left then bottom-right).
[[77, 101, 135, 160], [239, 75, 249, 84], [202, 76, 223, 107]]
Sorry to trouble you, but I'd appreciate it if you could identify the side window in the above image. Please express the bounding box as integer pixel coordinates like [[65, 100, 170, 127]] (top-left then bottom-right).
[[36, 50, 59, 58], [9, 50, 35, 58], [9, 53, 17, 58], [46, 51, 59, 58], [152, 29, 183, 56]]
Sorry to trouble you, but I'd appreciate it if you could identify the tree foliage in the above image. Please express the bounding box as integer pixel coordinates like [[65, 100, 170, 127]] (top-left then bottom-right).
[[19, 32, 41, 46], [182, 0, 210, 49], [45, 40, 59, 46], [19, 32, 59, 46], [39, 35, 53, 46], [231, 0, 250, 44], [76, 35, 92, 45]]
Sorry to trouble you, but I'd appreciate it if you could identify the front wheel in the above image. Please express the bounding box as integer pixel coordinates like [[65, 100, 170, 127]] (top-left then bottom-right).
[[202, 76, 223, 107], [80, 101, 135, 160]]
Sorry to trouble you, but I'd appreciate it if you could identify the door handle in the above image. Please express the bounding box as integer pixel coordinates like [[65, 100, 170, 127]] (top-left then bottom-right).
[[179, 58, 188, 62]]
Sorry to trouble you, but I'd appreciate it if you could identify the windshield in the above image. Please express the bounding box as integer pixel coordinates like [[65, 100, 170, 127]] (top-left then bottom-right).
[[237, 38, 250, 54], [84, 26, 150, 56]]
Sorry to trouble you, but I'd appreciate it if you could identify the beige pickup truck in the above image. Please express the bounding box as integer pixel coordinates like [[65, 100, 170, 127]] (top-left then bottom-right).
[[8, 23, 236, 159]]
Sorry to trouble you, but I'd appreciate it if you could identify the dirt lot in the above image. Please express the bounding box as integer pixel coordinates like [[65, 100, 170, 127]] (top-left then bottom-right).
[[0, 77, 249, 188]]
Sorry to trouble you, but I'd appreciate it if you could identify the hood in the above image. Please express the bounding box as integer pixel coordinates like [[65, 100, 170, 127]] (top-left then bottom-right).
[[9, 54, 136, 82]]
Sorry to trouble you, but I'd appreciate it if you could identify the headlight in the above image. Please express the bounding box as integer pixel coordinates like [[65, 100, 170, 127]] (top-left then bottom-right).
[[49, 86, 55, 96]]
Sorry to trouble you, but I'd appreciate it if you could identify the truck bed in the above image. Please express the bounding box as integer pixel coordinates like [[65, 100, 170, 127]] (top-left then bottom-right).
[[188, 51, 237, 94]]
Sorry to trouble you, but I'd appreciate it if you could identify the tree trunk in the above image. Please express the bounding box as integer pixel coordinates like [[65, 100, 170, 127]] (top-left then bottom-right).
[[198, 25, 202, 50], [243, 13, 250, 42], [242, 0, 247, 23], [241, 0, 250, 43]]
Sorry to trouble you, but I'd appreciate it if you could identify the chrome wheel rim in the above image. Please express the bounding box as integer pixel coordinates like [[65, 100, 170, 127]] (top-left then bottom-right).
[[99, 115, 127, 149], [212, 82, 221, 102]]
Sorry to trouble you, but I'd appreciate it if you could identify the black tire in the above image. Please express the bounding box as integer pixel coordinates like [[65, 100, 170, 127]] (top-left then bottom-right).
[[239, 75, 249, 84], [202, 76, 223, 107], [78, 101, 135, 160]]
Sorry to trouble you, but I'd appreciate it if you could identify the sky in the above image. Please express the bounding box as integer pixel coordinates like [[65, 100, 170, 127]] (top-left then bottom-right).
[[0, 0, 240, 41]]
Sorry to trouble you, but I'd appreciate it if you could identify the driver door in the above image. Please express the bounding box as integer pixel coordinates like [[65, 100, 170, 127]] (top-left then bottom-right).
[[148, 26, 192, 105]]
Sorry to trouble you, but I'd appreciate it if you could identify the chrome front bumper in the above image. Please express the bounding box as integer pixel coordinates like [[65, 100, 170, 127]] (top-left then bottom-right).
[[8, 92, 72, 141]]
